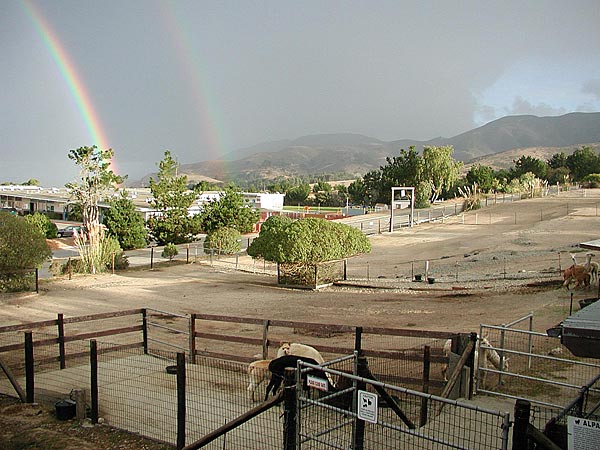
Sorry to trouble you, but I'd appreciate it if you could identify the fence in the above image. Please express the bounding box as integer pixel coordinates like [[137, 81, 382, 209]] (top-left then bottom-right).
[[478, 317, 600, 432], [0, 309, 456, 448], [294, 354, 511, 449]]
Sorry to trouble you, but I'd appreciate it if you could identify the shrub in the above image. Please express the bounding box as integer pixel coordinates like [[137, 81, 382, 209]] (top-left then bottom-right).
[[203, 227, 242, 255], [101, 235, 128, 270], [0, 212, 51, 291], [582, 173, 600, 188], [25, 212, 58, 238], [162, 243, 179, 261]]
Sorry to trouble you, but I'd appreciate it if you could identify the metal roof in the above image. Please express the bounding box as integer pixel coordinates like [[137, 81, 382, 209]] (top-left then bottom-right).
[[552, 299, 600, 358], [580, 239, 600, 252]]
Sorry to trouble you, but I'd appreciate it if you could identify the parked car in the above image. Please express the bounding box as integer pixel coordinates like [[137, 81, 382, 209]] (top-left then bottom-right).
[[57, 225, 84, 237]]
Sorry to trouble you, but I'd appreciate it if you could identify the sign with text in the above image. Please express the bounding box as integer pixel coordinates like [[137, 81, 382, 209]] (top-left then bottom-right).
[[357, 390, 378, 424], [568, 416, 600, 449], [306, 375, 328, 392]]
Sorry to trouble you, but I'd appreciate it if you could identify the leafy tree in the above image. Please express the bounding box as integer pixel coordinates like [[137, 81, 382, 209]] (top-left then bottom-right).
[[193, 180, 221, 191], [147, 150, 198, 245], [247, 216, 370, 264], [421, 146, 462, 202], [466, 165, 495, 193], [546, 167, 571, 185], [285, 184, 311, 205], [511, 155, 548, 179], [66, 146, 124, 274], [0, 212, 51, 291], [547, 152, 568, 169], [22, 178, 39, 186], [312, 181, 332, 193], [101, 235, 128, 270], [25, 212, 58, 238], [347, 179, 366, 205], [566, 146, 600, 181], [198, 186, 259, 233], [204, 227, 242, 255], [103, 191, 148, 250], [582, 173, 600, 188], [161, 243, 179, 261]]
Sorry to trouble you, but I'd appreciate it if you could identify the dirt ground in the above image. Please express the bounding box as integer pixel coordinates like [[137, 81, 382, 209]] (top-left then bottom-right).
[[1, 190, 600, 448]]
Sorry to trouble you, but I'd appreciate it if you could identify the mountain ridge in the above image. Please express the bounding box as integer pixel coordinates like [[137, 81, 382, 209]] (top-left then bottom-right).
[[131, 112, 600, 186]]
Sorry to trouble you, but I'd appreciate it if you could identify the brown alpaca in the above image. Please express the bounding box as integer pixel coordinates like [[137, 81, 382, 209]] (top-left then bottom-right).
[[563, 264, 590, 289]]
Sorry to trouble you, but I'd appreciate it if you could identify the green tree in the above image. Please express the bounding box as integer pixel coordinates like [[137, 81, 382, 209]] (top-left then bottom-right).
[[66, 146, 124, 273], [347, 179, 366, 205], [103, 191, 148, 250], [312, 181, 332, 193], [421, 146, 462, 202], [198, 186, 259, 233], [285, 183, 311, 205], [147, 151, 198, 245], [247, 216, 370, 263], [547, 152, 568, 169], [204, 227, 242, 255], [566, 146, 600, 181], [511, 155, 548, 179], [22, 178, 40, 186], [466, 165, 496, 193], [161, 243, 179, 261], [0, 212, 51, 291], [25, 212, 58, 238]]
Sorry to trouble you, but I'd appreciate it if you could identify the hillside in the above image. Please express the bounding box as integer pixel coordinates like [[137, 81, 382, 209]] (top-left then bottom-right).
[[131, 112, 600, 185]]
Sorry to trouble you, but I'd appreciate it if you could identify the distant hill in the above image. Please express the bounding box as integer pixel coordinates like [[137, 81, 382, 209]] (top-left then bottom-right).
[[131, 112, 600, 185]]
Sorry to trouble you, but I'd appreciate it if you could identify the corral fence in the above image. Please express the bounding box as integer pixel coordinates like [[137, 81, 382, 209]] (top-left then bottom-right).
[[292, 354, 511, 450], [0, 309, 459, 448], [478, 316, 600, 432]]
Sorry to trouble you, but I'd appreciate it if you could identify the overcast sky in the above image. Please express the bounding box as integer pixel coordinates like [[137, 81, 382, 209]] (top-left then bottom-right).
[[2, 0, 600, 187]]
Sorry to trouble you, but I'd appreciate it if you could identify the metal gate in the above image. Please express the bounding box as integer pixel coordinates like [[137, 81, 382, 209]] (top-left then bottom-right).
[[295, 354, 510, 449]]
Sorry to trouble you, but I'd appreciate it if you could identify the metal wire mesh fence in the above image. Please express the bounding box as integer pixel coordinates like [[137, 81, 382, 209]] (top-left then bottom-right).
[[479, 322, 600, 415], [296, 357, 511, 449]]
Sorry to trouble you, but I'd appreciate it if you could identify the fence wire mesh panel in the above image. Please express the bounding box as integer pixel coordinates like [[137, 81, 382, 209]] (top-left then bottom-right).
[[478, 324, 600, 409], [360, 331, 451, 395], [187, 356, 283, 449], [94, 341, 176, 445], [297, 359, 510, 449]]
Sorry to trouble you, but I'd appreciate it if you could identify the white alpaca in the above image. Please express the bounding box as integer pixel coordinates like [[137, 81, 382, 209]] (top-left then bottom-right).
[[247, 359, 271, 401], [277, 342, 334, 387], [441, 336, 509, 386], [585, 253, 599, 283]]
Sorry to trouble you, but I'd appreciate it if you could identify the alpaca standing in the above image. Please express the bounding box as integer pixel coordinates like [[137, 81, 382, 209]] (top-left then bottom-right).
[[441, 336, 510, 386], [563, 264, 591, 289], [585, 253, 599, 283]]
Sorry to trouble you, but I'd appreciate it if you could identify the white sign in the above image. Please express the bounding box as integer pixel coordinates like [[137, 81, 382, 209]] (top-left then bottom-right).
[[568, 416, 600, 450], [306, 375, 328, 392], [357, 390, 378, 424]]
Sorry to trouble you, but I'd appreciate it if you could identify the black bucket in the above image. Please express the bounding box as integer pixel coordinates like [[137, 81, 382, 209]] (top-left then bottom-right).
[[414, 274, 422, 282], [428, 277, 435, 284], [55, 399, 76, 420]]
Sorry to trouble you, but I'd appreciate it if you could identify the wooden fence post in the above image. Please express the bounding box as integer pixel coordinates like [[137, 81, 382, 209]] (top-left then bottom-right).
[[189, 314, 196, 364], [283, 368, 297, 450], [512, 399, 531, 450], [420, 345, 431, 427], [57, 313, 66, 369], [142, 309, 148, 355], [25, 331, 34, 403], [177, 352, 186, 450], [35, 268, 39, 293], [262, 320, 270, 359], [90, 339, 98, 424]]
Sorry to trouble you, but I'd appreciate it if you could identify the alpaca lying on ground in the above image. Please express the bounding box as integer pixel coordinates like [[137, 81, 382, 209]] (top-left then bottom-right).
[[441, 336, 510, 387], [247, 359, 271, 401], [563, 264, 590, 289], [264, 355, 327, 400]]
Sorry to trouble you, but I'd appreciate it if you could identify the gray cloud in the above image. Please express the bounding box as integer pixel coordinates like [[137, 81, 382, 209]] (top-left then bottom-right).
[[504, 97, 567, 117], [582, 79, 600, 99]]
